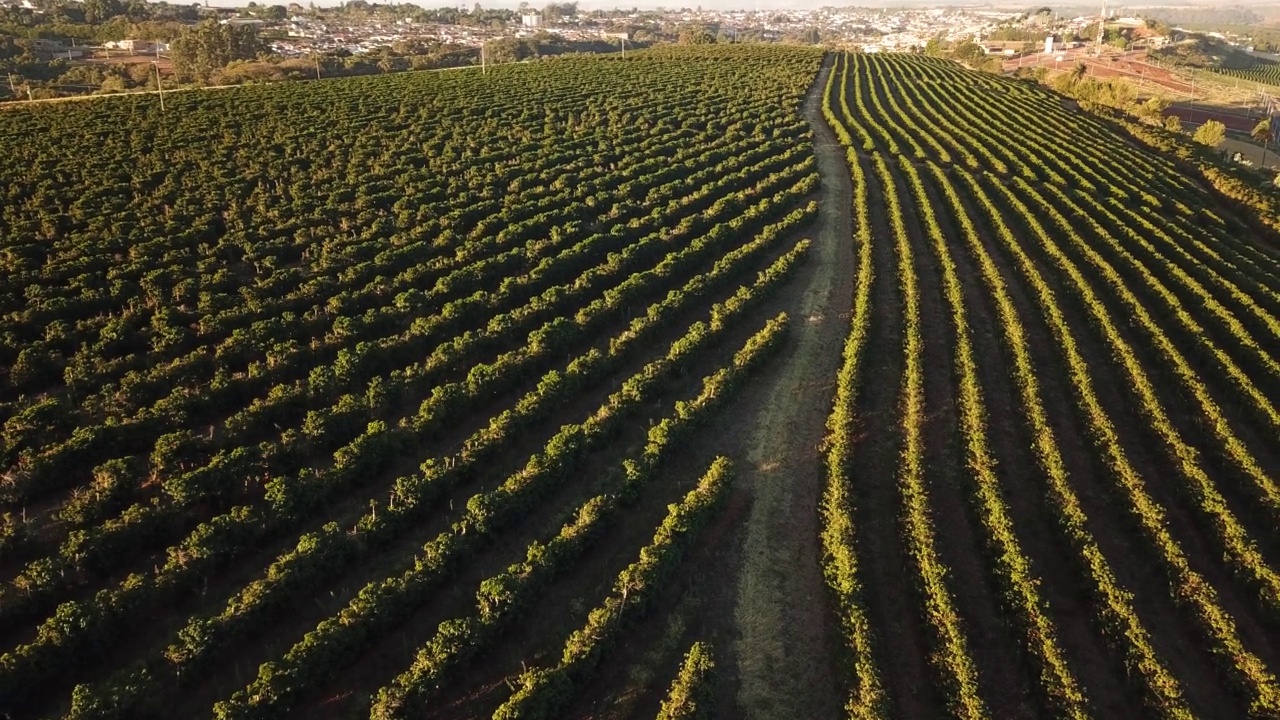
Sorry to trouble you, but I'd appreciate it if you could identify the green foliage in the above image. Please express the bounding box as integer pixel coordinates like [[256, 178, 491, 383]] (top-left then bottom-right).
[[1146, 33, 1280, 86], [817, 53, 887, 718], [1193, 119, 1227, 148], [1051, 68, 1136, 112], [985, 26, 1041, 42], [1253, 118, 1271, 145], [657, 643, 716, 720], [900, 154, 1089, 718], [1134, 96, 1169, 125], [81, 0, 122, 24], [169, 20, 264, 82], [950, 40, 985, 65], [5, 42, 1279, 720], [825, 49, 1280, 719], [940, 40, 1002, 73], [493, 455, 737, 720], [1149, 36, 1226, 69], [0, 45, 824, 718], [314, 302, 793, 720], [677, 29, 716, 45]]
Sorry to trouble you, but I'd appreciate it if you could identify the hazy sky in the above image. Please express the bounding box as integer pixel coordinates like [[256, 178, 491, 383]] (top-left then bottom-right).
[[203, 0, 1018, 10], [202, 0, 1233, 12]]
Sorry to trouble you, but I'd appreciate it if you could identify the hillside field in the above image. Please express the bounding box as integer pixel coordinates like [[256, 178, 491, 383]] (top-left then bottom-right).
[[0, 45, 1278, 720]]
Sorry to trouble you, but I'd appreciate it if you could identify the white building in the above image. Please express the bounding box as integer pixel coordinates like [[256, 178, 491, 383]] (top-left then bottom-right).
[[105, 39, 166, 53], [521, 13, 540, 28]]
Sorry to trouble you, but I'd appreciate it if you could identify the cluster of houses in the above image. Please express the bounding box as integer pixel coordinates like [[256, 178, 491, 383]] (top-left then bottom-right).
[[103, 38, 168, 54], [8, 1, 1182, 67]]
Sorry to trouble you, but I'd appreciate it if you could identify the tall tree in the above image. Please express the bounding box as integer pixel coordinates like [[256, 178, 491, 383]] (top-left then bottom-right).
[[1253, 118, 1271, 169], [170, 20, 264, 81], [82, 0, 123, 23]]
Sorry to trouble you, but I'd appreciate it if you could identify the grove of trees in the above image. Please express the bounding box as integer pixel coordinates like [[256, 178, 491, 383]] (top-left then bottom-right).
[[169, 20, 264, 81]]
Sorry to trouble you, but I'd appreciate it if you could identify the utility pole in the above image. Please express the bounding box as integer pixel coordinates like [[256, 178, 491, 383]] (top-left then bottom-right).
[[1095, 1, 1105, 56], [152, 61, 165, 112], [314, 52, 321, 80], [481, 41, 486, 74], [620, 36, 625, 59]]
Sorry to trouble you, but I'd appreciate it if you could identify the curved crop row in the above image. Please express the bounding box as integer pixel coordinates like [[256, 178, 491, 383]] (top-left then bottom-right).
[[899, 158, 1088, 719], [819, 54, 888, 720], [973, 172, 1280, 716], [943, 164, 1193, 719], [490, 453, 738, 720], [873, 152, 987, 720]]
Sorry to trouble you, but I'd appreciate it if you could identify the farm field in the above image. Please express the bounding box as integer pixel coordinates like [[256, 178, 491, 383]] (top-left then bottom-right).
[[1203, 53, 1280, 89], [0, 45, 840, 719], [823, 51, 1280, 719], [0, 44, 1277, 720]]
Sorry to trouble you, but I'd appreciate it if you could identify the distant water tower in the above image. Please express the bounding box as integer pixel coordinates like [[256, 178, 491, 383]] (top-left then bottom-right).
[[1044, 35, 1056, 55]]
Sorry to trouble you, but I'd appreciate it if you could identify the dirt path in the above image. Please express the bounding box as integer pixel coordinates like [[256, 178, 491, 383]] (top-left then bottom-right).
[[731, 56, 850, 720]]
